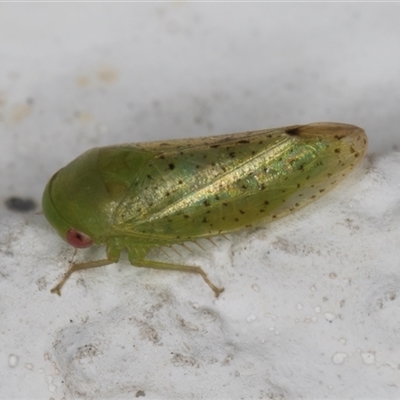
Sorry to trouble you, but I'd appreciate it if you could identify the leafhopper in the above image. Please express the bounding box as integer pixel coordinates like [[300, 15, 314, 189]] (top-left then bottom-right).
[[42, 123, 367, 297]]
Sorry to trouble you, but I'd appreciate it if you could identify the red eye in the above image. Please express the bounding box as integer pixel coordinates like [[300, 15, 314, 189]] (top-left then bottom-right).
[[66, 229, 93, 248]]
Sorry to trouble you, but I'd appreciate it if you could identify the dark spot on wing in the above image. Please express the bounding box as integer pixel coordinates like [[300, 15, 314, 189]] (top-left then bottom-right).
[[285, 126, 301, 136]]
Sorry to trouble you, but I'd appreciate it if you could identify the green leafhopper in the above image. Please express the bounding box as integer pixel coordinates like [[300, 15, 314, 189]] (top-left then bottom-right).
[[42, 122, 367, 297]]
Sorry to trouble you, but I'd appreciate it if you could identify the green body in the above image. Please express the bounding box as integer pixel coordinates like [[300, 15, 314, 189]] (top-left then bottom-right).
[[42, 123, 367, 295]]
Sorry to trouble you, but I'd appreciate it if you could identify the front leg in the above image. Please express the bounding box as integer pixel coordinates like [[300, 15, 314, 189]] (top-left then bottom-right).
[[51, 258, 118, 295]]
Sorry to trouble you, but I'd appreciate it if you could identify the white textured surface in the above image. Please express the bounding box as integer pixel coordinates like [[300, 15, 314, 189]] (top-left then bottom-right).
[[1, 4, 400, 399]]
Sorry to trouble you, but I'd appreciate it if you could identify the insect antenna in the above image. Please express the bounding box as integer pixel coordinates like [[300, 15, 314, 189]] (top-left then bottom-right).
[[69, 248, 78, 264]]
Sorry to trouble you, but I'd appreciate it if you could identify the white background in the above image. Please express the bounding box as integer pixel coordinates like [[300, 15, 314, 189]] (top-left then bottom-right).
[[1, 3, 400, 399]]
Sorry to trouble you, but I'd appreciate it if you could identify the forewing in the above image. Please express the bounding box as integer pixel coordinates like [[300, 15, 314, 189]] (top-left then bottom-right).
[[110, 124, 366, 242]]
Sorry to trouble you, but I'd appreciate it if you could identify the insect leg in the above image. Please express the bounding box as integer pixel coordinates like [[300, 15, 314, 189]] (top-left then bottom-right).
[[51, 258, 117, 296], [133, 259, 225, 298]]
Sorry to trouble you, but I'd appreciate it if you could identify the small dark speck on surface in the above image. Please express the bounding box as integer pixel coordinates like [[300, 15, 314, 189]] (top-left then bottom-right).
[[5, 197, 37, 212], [135, 390, 146, 397]]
